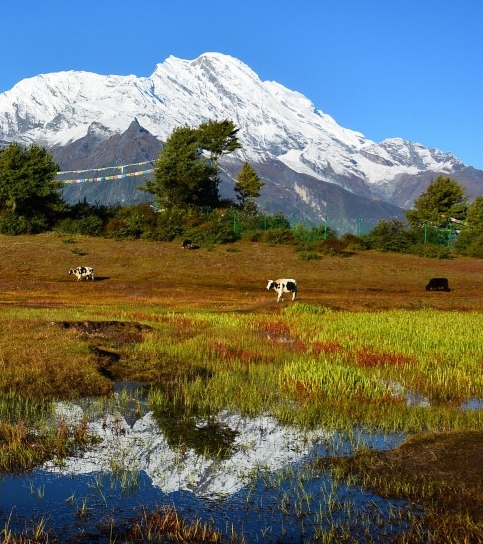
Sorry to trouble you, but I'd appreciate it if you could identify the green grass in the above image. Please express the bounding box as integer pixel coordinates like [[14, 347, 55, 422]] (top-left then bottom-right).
[[1, 234, 483, 540]]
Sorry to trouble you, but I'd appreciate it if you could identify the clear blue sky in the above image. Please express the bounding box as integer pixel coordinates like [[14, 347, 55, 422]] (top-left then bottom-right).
[[2, 0, 482, 169]]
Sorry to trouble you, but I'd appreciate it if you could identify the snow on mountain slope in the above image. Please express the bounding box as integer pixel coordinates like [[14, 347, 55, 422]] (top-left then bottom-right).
[[0, 51, 463, 205]]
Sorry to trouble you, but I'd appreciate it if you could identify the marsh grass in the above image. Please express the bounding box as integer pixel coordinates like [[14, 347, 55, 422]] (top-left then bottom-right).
[[119, 505, 236, 543], [2, 234, 483, 540], [318, 430, 483, 542], [0, 404, 92, 472]]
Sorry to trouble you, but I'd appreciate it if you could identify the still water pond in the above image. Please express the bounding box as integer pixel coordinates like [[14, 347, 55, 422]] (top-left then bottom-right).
[[0, 383, 418, 542]]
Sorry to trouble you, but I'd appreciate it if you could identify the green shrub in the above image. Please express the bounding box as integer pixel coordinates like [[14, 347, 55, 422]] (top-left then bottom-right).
[[292, 223, 336, 244], [184, 214, 239, 246], [55, 215, 104, 236], [454, 233, 483, 258], [317, 239, 349, 256], [411, 243, 453, 259], [104, 203, 158, 240], [465, 244, 483, 258], [0, 212, 31, 235], [365, 219, 414, 253], [258, 228, 294, 245], [0, 212, 49, 235], [240, 229, 264, 242], [339, 233, 368, 250], [265, 212, 291, 230]]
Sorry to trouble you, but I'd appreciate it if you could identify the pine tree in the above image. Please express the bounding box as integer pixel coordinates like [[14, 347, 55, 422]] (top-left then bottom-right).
[[0, 142, 64, 223], [143, 120, 242, 211], [234, 162, 264, 213], [465, 196, 483, 231], [195, 119, 242, 166], [142, 126, 219, 210], [404, 176, 468, 229]]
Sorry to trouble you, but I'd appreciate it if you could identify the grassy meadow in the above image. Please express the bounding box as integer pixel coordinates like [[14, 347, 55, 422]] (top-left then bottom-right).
[[1, 233, 483, 541]]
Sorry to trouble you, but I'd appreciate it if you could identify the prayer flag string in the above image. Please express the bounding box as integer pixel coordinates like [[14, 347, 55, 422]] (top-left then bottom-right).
[[57, 160, 155, 176], [61, 168, 155, 184]]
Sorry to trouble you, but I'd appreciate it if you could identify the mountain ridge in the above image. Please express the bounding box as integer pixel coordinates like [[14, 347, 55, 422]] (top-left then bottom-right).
[[1, 52, 482, 230]]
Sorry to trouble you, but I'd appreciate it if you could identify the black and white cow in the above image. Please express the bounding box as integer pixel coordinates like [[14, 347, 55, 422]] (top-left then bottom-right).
[[69, 266, 95, 281], [425, 277, 450, 292], [181, 239, 192, 250], [267, 279, 297, 302]]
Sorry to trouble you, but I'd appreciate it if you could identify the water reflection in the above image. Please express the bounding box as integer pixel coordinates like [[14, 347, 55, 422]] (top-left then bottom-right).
[[0, 385, 415, 542], [46, 406, 334, 497]]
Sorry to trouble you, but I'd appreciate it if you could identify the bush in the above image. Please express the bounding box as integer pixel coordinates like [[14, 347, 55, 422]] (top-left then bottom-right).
[[339, 233, 368, 250], [365, 219, 414, 253], [0, 212, 31, 235], [292, 223, 336, 244], [241, 229, 264, 242], [185, 218, 238, 246], [0, 212, 50, 235], [411, 243, 453, 259], [454, 233, 483, 258], [149, 208, 187, 241], [265, 212, 291, 230], [258, 228, 294, 245], [104, 203, 158, 240], [55, 215, 104, 236], [317, 239, 349, 256]]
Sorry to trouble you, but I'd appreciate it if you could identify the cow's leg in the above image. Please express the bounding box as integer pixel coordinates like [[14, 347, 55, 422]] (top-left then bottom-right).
[[292, 291, 296, 301], [277, 289, 283, 302]]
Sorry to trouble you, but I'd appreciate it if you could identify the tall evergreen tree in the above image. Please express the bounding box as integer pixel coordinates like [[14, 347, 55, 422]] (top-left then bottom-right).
[[143, 120, 242, 211], [0, 142, 64, 224], [465, 196, 483, 231], [452, 196, 483, 255], [404, 176, 468, 229], [234, 162, 265, 213], [142, 126, 219, 210], [195, 119, 242, 166]]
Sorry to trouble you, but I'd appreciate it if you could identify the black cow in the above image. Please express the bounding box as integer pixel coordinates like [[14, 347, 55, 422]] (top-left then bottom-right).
[[426, 277, 450, 292]]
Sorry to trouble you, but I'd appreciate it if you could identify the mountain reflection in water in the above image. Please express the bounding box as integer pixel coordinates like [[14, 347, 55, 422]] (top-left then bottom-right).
[[0, 386, 415, 542]]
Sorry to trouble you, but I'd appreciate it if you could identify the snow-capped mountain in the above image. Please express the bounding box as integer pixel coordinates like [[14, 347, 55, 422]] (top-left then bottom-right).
[[1, 52, 482, 230]]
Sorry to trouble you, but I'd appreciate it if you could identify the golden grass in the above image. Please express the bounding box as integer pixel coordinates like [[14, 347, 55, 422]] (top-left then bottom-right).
[[1, 232, 483, 312], [0, 317, 112, 400]]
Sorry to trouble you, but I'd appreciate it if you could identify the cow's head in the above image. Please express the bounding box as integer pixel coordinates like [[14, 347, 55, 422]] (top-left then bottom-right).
[[267, 280, 278, 290]]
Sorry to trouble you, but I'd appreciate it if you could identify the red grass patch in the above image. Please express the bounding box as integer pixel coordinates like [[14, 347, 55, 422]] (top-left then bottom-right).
[[312, 340, 344, 355], [208, 340, 264, 364], [258, 320, 292, 336], [355, 348, 416, 368]]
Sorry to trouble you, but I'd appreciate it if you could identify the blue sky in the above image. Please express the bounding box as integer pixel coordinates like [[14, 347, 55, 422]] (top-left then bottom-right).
[[2, 1, 482, 169]]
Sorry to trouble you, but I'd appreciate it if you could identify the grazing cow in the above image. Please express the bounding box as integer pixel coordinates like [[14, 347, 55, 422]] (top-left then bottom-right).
[[69, 266, 95, 281], [267, 279, 297, 302], [182, 239, 192, 250], [426, 277, 450, 292]]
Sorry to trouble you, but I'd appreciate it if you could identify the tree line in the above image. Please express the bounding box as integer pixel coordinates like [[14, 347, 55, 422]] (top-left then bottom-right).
[[1, 120, 483, 258]]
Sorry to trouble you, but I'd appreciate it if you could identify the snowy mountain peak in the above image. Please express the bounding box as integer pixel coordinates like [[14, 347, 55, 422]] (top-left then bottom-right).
[[0, 52, 478, 221]]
